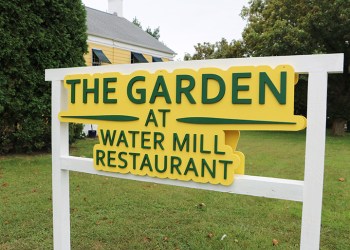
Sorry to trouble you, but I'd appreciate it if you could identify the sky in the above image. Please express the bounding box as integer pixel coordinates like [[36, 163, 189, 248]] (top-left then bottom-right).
[[82, 0, 249, 60]]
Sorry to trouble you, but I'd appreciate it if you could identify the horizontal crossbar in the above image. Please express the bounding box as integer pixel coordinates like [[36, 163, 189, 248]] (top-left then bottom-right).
[[60, 156, 304, 202]]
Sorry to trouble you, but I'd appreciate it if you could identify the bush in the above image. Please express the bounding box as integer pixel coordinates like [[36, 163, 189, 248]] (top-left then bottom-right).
[[69, 123, 84, 145], [0, 1, 87, 154]]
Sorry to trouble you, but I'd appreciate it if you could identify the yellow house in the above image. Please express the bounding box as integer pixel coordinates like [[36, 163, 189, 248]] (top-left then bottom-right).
[[84, 0, 175, 67], [82, 1, 175, 136]]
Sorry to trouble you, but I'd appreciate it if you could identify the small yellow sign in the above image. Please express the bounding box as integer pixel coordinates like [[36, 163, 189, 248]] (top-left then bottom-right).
[[59, 65, 306, 185]]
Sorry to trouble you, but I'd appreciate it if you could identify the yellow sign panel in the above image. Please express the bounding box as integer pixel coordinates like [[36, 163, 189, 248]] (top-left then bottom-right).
[[60, 65, 306, 185]]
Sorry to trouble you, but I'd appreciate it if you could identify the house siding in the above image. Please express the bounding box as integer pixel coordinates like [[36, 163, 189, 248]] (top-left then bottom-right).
[[114, 48, 131, 64], [84, 41, 173, 66], [84, 42, 131, 66], [143, 54, 152, 63]]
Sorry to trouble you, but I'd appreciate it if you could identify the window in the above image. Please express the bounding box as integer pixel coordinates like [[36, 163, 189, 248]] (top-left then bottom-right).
[[92, 49, 111, 66], [152, 57, 163, 62], [131, 52, 148, 63]]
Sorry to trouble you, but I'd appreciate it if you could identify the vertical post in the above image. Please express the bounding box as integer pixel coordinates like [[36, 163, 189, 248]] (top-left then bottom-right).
[[52, 80, 71, 249], [300, 72, 328, 250]]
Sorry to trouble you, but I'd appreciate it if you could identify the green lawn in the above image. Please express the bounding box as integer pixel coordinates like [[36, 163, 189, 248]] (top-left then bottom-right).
[[1, 131, 349, 249]]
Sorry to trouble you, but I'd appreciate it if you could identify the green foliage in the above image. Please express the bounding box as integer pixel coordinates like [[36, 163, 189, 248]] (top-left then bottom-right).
[[241, 0, 350, 134], [132, 17, 160, 40], [69, 123, 84, 145], [184, 38, 246, 60], [132, 17, 142, 28], [0, 0, 88, 153], [240, 0, 316, 56], [145, 26, 160, 40], [185, 1, 349, 135]]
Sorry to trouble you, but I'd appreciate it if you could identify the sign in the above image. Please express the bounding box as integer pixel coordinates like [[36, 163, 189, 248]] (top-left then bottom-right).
[[47, 54, 344, 249], [59, 65, 306, 185]]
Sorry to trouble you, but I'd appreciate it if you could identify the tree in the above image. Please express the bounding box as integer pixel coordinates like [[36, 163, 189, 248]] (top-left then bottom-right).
[[132, 17, 160, 40], [184, 42, 215, 60], [241, 0, 350, 135], [145, 26, 160, 40], [0, 0, 87, 153], [184, 38, 246, 60], [132, 17, 142, 28]]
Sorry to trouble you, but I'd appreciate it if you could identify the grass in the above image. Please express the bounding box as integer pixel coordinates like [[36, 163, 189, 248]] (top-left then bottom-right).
[[0, 131, 349, 249]]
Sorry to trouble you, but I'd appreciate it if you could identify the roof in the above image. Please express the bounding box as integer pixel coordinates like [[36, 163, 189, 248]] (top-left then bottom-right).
[[85, 7, 175, 55]]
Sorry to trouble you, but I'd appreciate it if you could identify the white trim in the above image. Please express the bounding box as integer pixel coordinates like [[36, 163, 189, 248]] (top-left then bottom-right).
[[88, 34, 175, 60], [88, 35, 113, 46]]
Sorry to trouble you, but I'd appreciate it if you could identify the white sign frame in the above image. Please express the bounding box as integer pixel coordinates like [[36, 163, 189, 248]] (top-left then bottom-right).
[[45, 53, 344, 250]]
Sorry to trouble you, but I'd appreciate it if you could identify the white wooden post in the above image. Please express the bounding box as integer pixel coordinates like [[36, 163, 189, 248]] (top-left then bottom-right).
[[52, 80, 71, 250], [300, 72, 328, 250]]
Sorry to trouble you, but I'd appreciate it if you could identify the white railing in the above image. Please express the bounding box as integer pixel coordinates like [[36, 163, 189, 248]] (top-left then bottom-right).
[[46, 53, 344, 250]]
